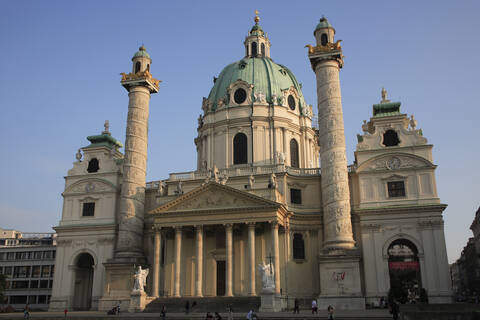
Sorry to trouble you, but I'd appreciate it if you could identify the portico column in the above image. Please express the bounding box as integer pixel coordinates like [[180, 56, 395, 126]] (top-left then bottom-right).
[[152, 227, 161, 297], [271, 222, 280, 295], [225, 224, 233, 297], [174, 227, 182, 297], [247, 222, 256, 296], [195, 225, 204, 297]]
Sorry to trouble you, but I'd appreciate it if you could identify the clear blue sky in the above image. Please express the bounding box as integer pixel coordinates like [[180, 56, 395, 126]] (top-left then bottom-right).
[[0, 1, 478, 263]]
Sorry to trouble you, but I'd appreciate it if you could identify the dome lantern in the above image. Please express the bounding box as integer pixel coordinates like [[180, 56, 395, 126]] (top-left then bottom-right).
[[244, 10, 271, 58]]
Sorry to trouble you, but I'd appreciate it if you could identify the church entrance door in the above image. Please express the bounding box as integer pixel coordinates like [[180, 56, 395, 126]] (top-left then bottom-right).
[[388, 239, 422, 303], [72, 253, 94, 310], [216, 260, 226, 296]]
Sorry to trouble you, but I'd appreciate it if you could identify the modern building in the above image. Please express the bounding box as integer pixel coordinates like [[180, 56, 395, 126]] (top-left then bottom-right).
[[451, 207, 480, 301], [49, 15, 452, 312], [0, 228, 56, 310]]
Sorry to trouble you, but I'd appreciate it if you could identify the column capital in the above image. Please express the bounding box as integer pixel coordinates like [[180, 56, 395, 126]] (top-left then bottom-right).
[[246, 222, 256, 228], [224, 223, 233, 229], [194, 224, 204, 230], [270, 221, 279, 228], [174, 226, 183, 232], [151, 225, 162, 232]]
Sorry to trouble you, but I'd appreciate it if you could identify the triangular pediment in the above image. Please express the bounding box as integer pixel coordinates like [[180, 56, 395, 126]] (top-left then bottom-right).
[[149, 182, 281, 214]]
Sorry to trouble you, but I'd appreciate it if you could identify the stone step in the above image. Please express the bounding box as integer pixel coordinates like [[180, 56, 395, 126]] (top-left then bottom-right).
[[144, 296, 261, 313]]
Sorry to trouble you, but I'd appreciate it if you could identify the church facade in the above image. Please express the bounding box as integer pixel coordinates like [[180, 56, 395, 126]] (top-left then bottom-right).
[[49, 15, 452, 311]]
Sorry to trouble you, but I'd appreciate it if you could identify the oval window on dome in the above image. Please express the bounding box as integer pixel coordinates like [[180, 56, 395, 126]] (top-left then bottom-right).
[[234, 88, 247, 104], [288, 95, 296, 110]]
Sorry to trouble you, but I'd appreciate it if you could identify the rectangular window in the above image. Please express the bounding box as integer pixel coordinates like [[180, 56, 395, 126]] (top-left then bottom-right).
[[30, 280, 39, 288], [28, 296, 37, 304], [34, 251, 42, 259], [41, 266, 51, 278], [43, 251, 52, 259], [4, 266, 13, 276], [0, 252, 5, 260], [387, 181, 406, 198], [39, 280, 49, 288], [37, 295, 47, 304], [50, 265, 55, 277], [7, 252, 15, 260], [32, 266, 41, 278], [10, 296, 27, 304], [82, 202, 95, 216], [290, 188, 302, 204], [11, 280, 29, 289], [13, 266, 30, 278]]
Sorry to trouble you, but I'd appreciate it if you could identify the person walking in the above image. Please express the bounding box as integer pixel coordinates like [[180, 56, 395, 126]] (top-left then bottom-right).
[[160, 305, 166, 320], [64, 308, 68, 319], [390, 300, 399, 320], [311, 299, 318, 314], [23, 304, 30, 319], [293, 298, 300, 314], [327, 305, 335, 320], [185, 300, 190, 314]]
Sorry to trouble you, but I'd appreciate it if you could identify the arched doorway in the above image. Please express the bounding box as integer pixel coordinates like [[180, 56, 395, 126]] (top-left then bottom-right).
[[387, 239, 422, 303], [72, 253, 94, 310]]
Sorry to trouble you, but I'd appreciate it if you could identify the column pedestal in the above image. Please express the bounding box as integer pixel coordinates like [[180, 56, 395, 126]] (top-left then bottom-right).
[[317, 252, 365, 310]]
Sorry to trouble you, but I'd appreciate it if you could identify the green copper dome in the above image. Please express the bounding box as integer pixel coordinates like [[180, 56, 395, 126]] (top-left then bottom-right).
[[133, 45, 150, 59], [314, 17, 334, 34], [207, 57, 307, 113]]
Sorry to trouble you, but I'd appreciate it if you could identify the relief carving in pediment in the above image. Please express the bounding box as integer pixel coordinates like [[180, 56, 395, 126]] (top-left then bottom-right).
[[168, 189, 253, 211]]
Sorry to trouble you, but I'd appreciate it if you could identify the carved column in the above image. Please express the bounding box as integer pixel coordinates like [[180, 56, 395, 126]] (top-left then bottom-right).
[[174, 227, 182, 297], [271, 222, 280, 295], [195, 225, 204, 297], [247, 222, 256, 296], [225, 224, 233, 297], [116, 51, 159, 259], [309, 43, 355, 251], [152, 227, 161, 297]]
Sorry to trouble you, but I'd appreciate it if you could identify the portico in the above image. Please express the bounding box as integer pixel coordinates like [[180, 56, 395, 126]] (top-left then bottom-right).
[[148, 182, 290, 297]]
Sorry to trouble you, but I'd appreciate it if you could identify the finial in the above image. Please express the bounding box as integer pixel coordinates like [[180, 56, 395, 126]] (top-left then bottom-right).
[[103, 120, 110, 134], [320, 16, 327, 23], [139, 44, 146, 51], [254, 10, 260, 24], [381, 87, 390, 103]]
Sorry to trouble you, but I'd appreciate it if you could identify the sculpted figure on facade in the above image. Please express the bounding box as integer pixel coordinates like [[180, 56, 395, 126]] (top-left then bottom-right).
[[269, 173, 277, 189], [258, 262, 275, 292], [75, 149, 82, 162], [132, 266, 149, 293], [254, 91, 266, 103], [176, 181, 183, 195], [248, 174, 255, 189], [409, 115, 417, 130]]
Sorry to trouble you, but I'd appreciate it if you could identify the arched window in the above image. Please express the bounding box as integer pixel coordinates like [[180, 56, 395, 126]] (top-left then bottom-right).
[[293, 233, 305, 259], [233, 133, 248, 165], [135, 61, 141, 73], [321, 33, 328, 46], [261, 43, 265, 56], [87, 158, 99, 173], [290, 139, 299, 168], [383, 129, 400, 147], [251, 42, 257, 56]]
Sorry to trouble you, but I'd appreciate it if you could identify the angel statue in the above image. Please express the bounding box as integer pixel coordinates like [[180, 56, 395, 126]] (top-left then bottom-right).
[[258, 262, 275, 292], [133, 266, 149, 293]]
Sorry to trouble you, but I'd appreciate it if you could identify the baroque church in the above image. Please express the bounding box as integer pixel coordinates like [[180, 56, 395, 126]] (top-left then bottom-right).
[[49, 15, 452, 312]]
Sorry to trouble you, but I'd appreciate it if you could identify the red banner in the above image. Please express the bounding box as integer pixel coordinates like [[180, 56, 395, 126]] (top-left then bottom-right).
[[389, 261, 419, 270]]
